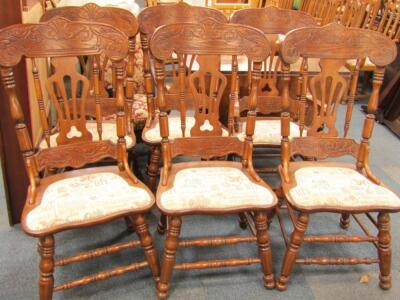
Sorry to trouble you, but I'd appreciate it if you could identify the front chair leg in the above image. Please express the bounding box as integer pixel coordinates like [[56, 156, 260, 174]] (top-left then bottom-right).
[[276, 212, 309, 291], [38, 235, 55, 300], [254, 211, 275, 289], [147, 145, 161, 192], [132, 214, 160, 281], [340, 213, 351, 229], [378, 212, 392, 290], [157, 216, 182, 300]]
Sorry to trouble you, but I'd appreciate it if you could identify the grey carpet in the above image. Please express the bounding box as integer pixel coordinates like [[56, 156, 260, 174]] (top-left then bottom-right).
[[1, 102, 399, 300]]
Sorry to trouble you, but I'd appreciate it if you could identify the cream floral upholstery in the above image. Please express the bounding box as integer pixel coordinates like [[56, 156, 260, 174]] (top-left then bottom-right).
[[144, 117, 228, 143], [289, 167, 400, 209], [39, 122, 134, 149], [237, 120, 303, 145], [132, 94, 148, 126], [159, 167, 275, 211], [25, 172, 153, 232]]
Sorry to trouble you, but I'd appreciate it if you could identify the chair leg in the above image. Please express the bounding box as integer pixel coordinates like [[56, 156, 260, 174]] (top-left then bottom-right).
[[238, 212, 247, 229], [276, 212, 309, 291], [157, 213, 168, 234], [124, 216, 136, 232], [254, 211, 275, 289], [340, 213, 351, 229], [378, 212, 392, 290], [147, 145, 161, 192], [132, 214, 160, 282], [38, 235, 55, 300], [157, 216, 182, 300]]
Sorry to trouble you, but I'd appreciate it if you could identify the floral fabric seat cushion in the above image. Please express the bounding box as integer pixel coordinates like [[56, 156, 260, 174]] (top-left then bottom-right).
[[237, 119, 303, 145], [289, 167, 400, 209], [143, 116, 229, 143], [39, 122, 134, 149], [159, 167, 275, 212], [25, 172, 153, 232]]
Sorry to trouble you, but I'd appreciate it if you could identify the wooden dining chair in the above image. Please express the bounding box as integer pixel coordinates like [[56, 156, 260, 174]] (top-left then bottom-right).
[[230, 6, 318, 174], [138, 2, 227, 193], [0, 18, 159, 299], [39, 3, 138, 151], [276, 22, 399, 291], [149, 20, 277, 299]]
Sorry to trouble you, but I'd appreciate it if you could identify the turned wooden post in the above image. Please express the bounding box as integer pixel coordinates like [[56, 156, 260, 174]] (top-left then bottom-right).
[[254, 211, 275, 289], [277, 212, 309, 291], [157, 213, 168, 235], [38, 235, 55, 300], [132, 214, 160, 281], [125, 37, 136, 134], [378, 212, 391, 290], [140, 34, 156, 121], [340, 213, 351, 230], [147, 145, 161, 192], [157, 216, 182, 300]]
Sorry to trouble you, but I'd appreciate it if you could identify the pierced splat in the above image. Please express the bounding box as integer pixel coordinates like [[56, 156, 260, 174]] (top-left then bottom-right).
[[308, 58, 348, 137], [189, 55, 227, 136], [46, 57, 92, 145], [259, 38, 280, 97]]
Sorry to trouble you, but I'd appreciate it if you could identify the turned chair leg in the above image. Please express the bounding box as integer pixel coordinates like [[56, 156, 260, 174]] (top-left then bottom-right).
[[277, 212, 309, 291], [124, 216, 136, 232], [157, 213, 168, 234], [147, 145, 161, 192], [340, 213, 351, 229], [132, 214, 160, 281], [38, 235, 55, 300], [238, 212, 247, 229], [254, 211, 275, 289], [378, 212, 392, 290], [157, 216, 182, 300]]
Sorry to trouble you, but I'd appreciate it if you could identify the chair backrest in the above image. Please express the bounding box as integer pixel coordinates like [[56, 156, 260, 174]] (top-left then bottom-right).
[[377, 0, 400, 42], [40, 3, 139, 125], [149, 20, 270, 172], [230, 6, 317, 115], [300, 0, 343, 25], [0, 18, 130, 183], [138, 2, 228, 122], [208, 0, 259, 18], [280, 22, 396, 152], [337, 0, 381, 28]]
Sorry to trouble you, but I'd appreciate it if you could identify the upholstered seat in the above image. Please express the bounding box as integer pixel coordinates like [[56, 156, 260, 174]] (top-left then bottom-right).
[[287, 166, 400, 210], [143, 116, 229, 143], [25, 170, 153, 232], [237, 119, 304, 145], [157, 162, 277, 214], [39, 122, 135, 149]]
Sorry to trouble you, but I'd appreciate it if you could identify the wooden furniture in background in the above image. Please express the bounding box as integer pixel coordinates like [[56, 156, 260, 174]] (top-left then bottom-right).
[[150, 20, 277, 299], [276, 23, 399, 291], [0, 18, 159, 299], [138, 2, 227, 193]]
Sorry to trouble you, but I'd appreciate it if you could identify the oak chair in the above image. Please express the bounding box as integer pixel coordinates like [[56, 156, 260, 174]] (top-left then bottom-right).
[[230, 6, 318, 174], [276, 22, 399, 291], [138, 2, 227, 193], [150, 20, 277, 299], [39, 3, 138, 151], [0, 18, 159, 299]]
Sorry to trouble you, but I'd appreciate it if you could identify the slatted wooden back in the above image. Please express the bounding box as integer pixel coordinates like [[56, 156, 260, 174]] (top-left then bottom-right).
[[208, 0, 259, 18], [282, 23, 396, 137], [377, 0, 400, 42], [300, 0, 343, 25], [231, 6, 317, 115], [0, 18, 129, 175], [41, 3, 138, 127], [138, 2, 228, 122], [149, 20, 270, 167], [337, 0, 381, 28]]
